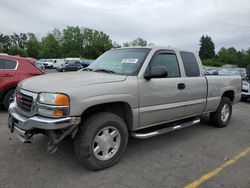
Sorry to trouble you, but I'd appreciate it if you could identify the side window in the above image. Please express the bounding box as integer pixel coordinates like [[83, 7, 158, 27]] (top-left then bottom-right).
[[180, 52, 200, 77], [150, 53, 180, 78], [0, 58, 17, 69], [0, 58, 4, 69]]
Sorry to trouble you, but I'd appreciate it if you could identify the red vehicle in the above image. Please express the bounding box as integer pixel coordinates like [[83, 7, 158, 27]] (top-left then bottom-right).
[[0, 55, 44, 109]]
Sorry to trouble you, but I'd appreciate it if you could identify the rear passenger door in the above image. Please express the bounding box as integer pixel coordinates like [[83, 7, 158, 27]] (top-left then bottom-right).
[[179, 52, 207, 116], [0, 58, 17, 89], [139, 50, 186, 128]]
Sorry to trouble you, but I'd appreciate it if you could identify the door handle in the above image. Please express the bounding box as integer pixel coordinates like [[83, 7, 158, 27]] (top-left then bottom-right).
[[3, 74, 13, 77], [178, 83, 185, 90]]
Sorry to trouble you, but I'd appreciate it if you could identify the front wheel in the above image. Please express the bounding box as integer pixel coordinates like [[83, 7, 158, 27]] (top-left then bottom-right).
[[74, 112, 128, 171], [3, 89, 15, 110], [210, 97, 232, 128]]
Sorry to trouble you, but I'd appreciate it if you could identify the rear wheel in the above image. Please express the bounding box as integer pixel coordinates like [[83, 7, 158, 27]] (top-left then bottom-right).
[[3, 89, 15, 109], [210, 97, 232, 128], [74, 112, 128, 171]]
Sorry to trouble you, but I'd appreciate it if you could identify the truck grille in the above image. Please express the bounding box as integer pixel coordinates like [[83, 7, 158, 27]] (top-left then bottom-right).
[[16, 91, 34, 112]]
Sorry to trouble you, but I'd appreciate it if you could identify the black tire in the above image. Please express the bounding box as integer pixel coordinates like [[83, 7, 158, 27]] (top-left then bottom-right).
[[3, 89, 15, 110], [210, 97, 232, 128], [62, 69, 66, 72], [74, 112, 128, 171]]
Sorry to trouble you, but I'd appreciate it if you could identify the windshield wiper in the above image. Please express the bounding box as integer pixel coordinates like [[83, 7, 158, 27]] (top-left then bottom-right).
[[93, 69, 116, 74]]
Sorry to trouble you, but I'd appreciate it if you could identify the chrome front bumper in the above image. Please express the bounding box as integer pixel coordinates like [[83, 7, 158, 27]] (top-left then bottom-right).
[[8, 102, 80, 131]]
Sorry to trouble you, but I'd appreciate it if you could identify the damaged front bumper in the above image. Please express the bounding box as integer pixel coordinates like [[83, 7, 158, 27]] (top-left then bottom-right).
[[8, 102, 81, 153]]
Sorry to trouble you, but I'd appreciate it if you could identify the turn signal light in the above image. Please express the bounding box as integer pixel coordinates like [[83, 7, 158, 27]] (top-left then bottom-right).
[[55, 94, 69, 106], [53, 109, 64, 117]]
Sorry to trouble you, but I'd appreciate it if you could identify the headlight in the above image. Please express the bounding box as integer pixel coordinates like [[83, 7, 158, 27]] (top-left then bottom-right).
[[38, 93, 69, 106], [37, 93, 70, 118]]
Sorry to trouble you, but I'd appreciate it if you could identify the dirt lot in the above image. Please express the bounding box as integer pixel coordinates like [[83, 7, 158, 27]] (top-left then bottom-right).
[[0, 101, 250, 188]]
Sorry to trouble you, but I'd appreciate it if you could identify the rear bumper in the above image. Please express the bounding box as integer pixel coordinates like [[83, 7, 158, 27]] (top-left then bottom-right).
[[8, 102, 80, 131]]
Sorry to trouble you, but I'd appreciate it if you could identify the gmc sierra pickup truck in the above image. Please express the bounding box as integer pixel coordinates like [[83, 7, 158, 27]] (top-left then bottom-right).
[[8, 47, 241, 170]]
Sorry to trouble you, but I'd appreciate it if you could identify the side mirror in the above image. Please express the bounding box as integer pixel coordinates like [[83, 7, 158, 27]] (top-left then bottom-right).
[[144, 66, 168, 80]]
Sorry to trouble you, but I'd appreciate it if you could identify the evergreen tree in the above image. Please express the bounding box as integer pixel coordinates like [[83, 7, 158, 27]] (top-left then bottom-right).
[[199, 35, 215, 60], [26, 33, 40, 58]]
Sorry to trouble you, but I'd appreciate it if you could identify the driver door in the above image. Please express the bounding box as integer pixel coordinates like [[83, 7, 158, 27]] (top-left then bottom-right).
[[138, 50, 186, 128]]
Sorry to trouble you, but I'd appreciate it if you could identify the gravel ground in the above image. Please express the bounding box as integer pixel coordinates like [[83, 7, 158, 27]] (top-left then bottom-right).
[[0, 101, 249, 188]]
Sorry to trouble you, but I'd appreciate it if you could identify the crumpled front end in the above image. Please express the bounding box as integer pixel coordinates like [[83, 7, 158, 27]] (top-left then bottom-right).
[[8, 88, 81, 153]]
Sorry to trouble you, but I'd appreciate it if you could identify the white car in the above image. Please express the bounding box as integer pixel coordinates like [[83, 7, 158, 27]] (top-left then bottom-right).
[[42, 59, 56, 69]]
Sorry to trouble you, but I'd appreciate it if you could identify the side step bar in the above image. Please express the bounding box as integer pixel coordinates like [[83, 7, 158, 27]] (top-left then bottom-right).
[[131, 117, 201, 139]]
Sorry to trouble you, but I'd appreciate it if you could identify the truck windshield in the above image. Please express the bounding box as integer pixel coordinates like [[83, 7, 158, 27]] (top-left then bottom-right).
[[88, 48, 150, 75]]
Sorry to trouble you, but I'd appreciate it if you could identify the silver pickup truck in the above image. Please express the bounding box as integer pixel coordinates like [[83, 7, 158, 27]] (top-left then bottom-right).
[[8, 47, 241, 170]]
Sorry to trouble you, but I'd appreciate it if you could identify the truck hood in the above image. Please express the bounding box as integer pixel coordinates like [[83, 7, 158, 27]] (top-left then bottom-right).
[[19, 71, 127, 93]]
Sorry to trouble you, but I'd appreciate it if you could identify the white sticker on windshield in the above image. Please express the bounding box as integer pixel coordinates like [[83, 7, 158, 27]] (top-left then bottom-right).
[[121, 59, 138, 64]]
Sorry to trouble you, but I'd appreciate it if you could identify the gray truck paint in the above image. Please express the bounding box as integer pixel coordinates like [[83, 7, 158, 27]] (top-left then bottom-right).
[[17, 46, 241, 131]]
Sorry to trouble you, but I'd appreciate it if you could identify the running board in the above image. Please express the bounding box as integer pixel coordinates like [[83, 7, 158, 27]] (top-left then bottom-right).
[[131, 117, 201, 139]]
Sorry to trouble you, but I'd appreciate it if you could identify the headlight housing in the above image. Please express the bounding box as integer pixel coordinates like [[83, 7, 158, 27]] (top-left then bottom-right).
[[37, 93, 70, 118]]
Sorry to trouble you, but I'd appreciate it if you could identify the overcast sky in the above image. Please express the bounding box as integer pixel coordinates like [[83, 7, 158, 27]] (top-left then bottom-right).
[[1, 0, 250, 51]]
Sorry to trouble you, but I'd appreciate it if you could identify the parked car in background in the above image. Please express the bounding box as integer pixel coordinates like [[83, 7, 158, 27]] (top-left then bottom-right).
[[204, 68, 219, 75], [0, 55, 44, 109], [41, 59, 56, 69], [218, 69, 245, 79], [52, 59, 65, 68], [241, 65, 250, 101], [56, 62, 83, 72], [64, 58, 81, 64], [80, 59, 94, 68], [35, 61, 45, 70], [26, 58, 45, 71]]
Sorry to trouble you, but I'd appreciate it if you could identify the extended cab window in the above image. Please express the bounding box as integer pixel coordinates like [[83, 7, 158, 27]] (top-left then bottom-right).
[[180, 52, 200, 77], [150, 53, 180, 78], [0, 58, 17, 69]]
